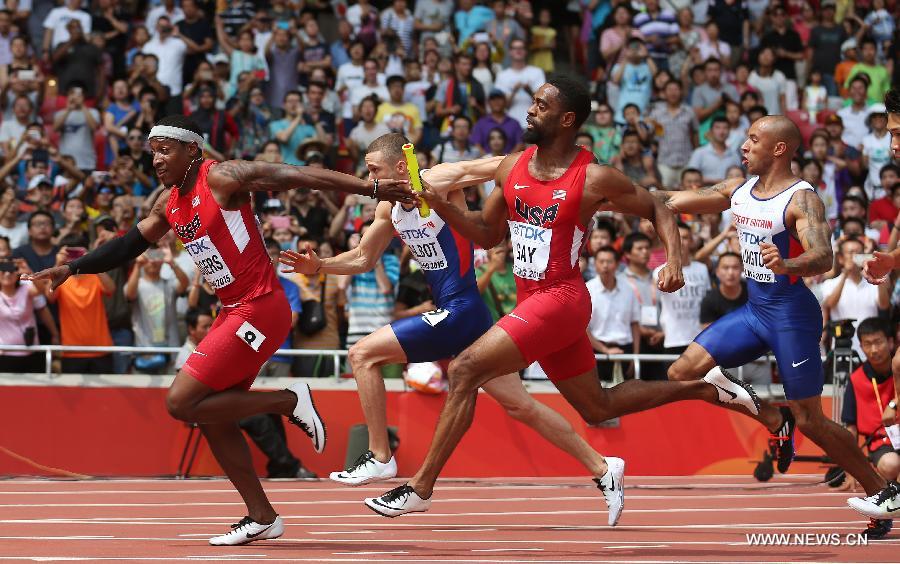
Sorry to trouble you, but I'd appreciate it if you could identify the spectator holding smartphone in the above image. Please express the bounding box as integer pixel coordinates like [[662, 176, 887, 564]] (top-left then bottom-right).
[[48, 234, 115, 374], [0, 258, 58, 373], [53, 83, 100, 173]]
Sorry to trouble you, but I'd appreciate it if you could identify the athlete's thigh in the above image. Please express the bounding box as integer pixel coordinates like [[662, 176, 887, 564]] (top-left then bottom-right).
[[392, 299, 492, 363], [694, 304, 770, 369], [768, 329, 824, 401], [552, 367, 608, 416], [451, 324, 529, 390], [352, 323, 409, 365], [537, 333, 596, 383], [168, 369, 218, 407]]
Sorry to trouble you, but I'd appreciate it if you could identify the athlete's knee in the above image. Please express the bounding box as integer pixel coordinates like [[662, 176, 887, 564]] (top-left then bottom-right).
[[166, 389, 197, 422], [447, 352, 481, 394], [348, 339, 378, 371], [667, 358, 700, 382], [498, 395, 539, 423], [790, 404, 826, 436]]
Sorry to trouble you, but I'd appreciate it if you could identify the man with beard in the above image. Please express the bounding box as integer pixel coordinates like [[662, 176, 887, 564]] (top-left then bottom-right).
[[363, 75, 761, 518], [24, 115, 415, 546], [658, 114, 899, 539]]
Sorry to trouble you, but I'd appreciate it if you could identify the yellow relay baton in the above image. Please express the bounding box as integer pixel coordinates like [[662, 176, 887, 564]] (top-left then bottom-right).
[[402, 143, 430, 218]]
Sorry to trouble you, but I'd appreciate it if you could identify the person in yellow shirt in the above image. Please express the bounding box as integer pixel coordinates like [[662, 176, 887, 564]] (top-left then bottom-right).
[[374, 75, 423, 145], [529, 8, 556, 73]]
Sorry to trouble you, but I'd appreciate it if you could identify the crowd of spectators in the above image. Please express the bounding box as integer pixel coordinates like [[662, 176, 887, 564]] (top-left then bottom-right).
[[0, 0, 898, 397]]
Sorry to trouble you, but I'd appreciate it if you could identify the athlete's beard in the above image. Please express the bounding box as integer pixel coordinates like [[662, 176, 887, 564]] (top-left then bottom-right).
[[522, 127, 543, 144]]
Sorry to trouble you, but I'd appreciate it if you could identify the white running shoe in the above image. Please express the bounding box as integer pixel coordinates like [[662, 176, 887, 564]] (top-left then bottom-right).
[[594, 457, 625, 526], [209, 516, 284, 546], [848, 482, 900, 519], [286, 382, 326, 453], [364, 484, 431, 517], [703, 367, 760, 415], [330, 450, 397, 486]]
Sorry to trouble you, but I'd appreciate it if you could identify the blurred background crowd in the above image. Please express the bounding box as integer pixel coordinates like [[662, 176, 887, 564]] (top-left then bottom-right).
[[0, 0, 898, 393]]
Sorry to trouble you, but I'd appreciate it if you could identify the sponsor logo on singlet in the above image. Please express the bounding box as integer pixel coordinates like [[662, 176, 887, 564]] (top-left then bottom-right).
[[174, 213, 201, 241], [514, 197, 559, 226], [185, 235, 235, 289]]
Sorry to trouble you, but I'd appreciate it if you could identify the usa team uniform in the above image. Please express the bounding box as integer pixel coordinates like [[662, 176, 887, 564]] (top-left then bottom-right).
[[695, 177, 825, 400], [166, 160, 292, 391], [496, 146, 597, 382], [389, 202, 493, 362]]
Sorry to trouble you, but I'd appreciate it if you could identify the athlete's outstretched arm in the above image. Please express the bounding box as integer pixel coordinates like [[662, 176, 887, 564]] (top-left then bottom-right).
[[652, 178, 741, 214], [23, 189, 173, 290], [207, 160, 416, 204], [585, 165, 684, 292], [762, 189, 833, 277], [281, 202, 396, 275], [421, 155, 507, 197]]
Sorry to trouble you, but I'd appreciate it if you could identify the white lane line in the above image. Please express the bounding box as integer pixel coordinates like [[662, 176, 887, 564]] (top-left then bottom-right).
[[470, 548, 544, 552], [431, 529, 498, 532], [331, 551, 408, 555], [603, 545, 670, 549]]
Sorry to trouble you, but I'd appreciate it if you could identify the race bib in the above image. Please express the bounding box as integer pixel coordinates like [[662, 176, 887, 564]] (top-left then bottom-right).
[[406, 236, 448, 271], [184, 235, 235, 290], [509, 220, 552, 281], [236, 321, 266, 352], [739, 235, 775, 284]]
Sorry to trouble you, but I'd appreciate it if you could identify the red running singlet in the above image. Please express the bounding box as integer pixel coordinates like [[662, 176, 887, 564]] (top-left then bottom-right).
[[496, 146, 597, 382]]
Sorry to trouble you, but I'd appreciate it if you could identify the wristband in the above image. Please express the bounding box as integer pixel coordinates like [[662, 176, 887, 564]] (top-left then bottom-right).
[[372, 178, 379, 200]]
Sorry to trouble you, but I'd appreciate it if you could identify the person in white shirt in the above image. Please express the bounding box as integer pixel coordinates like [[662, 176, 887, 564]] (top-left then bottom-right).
[[146, 0, 185, 36], [0, 95, 31, 157], [42, 0, 91, 53], [821, 237, 889, 358], [860, 104, 892, 201], [837, 76, 872, 149], [335, 40, 366, 97], [654, 223, 710, 354], [494, 38, 546, 128], [347, 58, 388, 121], [587, 246, 640, 381], [697, 20, 731, 63], [141, 16, 188, 96]]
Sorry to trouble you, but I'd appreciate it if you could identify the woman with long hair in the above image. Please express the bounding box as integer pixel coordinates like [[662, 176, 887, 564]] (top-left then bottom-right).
[[0, 260, 57, 373]]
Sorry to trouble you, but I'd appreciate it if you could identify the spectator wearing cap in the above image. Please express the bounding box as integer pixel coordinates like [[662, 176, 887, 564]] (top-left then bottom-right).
[[649, 80, 698, 189], [24, 175, 56, 214], [807, 1, 846, 96], [141, 16, 188, 98], [269, 90, 318, 166], [835, 38, 859, 99], [838, 76, 873, 149], [264, 26, 300, 112], [435, 115, 482, 164], [175, 0, 215, 88], [13, 211, 59, 275], [687, 116, 742, 186], [470, 88, 522, 154], [375, 75, 423, 145], [847, 37, 891, 105], [42, 0, 91, 54], [610, 36, 654, 125], [861, 104, 892, 201], [494, 37, 545, 128], [0, 187, 26, 247], [633, 0, 677, 72]]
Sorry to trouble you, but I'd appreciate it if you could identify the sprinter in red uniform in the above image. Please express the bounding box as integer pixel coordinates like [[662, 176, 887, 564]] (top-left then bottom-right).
[[26, 115, 414, 546], [365, 76, 762, 518]]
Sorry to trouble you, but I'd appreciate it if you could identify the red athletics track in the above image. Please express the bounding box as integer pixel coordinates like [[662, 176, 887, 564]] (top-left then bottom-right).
[[0, 474, 895, 563]]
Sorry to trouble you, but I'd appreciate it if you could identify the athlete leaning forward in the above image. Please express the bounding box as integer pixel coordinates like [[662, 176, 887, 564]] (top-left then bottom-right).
[[26, 115, 416, 546]]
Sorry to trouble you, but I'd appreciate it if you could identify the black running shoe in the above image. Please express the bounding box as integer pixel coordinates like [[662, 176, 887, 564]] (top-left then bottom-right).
[[861, 518, 893, 539], [769, 406, 795, 473]]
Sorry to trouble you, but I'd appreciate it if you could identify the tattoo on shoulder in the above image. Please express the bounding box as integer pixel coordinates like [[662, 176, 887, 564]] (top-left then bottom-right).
[[794, 189, 826, 223], [213, 160, 255, 184]]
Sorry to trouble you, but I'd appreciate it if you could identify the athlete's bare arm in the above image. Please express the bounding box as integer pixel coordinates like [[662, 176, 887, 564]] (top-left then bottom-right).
[[585, 165, 685, 292], [762, 189, 833, 277], [652, 177, 742, 214], [207, 160, 416, 204], [137, 188, 176, 242], [418, 153, 521, 250], [281, 202, 396, 275], [420, 155, 505, 197]]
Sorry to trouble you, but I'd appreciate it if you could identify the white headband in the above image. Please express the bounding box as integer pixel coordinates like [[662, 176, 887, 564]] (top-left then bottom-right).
[[148, 125, 204, 147]]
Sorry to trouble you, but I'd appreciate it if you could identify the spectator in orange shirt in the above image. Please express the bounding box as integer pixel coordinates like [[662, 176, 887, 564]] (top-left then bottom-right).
[[49, 234, 115, 374], [835, 39, 858, 99]]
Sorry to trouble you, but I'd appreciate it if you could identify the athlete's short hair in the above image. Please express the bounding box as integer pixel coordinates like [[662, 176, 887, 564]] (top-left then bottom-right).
[[547, 74, 591, 129], [154, 115, 203, 138], [857, 317, 891, 341], [886, 88, 900, 115], [366, 132, 409, 163]]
